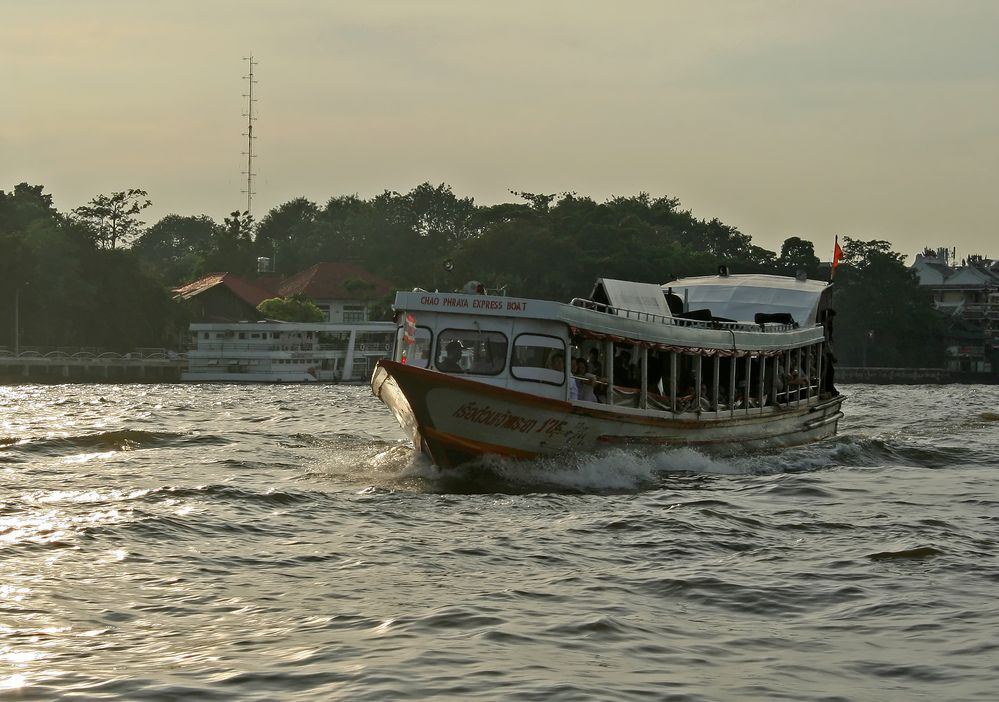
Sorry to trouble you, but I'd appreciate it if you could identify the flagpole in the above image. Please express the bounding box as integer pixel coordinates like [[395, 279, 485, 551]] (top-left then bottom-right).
[[830, 236, 843, 281]]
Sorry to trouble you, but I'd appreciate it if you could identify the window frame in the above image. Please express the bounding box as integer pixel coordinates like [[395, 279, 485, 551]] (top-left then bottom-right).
[[510, 333, 566, 386], [435, 328, 509, 376], [398, 325, 433, 368]]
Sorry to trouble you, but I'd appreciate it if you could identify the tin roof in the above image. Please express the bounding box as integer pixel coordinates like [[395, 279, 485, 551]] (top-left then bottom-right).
[[172, 273, 274, 307]]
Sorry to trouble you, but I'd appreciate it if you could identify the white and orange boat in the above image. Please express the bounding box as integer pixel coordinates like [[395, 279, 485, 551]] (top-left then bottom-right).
[[371, 273, 844, 469]]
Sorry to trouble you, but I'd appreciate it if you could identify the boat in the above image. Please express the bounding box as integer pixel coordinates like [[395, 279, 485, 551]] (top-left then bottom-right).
[[183, 320, 395, 383], [371, 272, 844, 468]]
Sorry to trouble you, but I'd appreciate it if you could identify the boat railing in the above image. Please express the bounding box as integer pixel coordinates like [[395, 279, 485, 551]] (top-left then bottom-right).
[[568, 298, 794, 332], [317, 342, 392, 352], [192, 342, 317, 353], [189, 341, 392, 354]]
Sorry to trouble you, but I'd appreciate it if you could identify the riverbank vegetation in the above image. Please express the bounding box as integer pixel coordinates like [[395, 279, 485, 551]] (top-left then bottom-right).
[[1, 181, 942, 366]]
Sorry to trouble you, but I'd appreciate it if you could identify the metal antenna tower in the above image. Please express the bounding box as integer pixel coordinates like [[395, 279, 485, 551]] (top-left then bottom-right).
[[241, 54, 258, 218]]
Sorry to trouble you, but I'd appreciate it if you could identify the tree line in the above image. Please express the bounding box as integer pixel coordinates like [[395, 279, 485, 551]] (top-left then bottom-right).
[[0, 181, 943, 366]]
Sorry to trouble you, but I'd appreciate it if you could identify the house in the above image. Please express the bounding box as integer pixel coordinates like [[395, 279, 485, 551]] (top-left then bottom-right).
[[912, 250, 999, 319], [910, 248, 999, 374], [275, 262, 395, 322], [173, 262, 395, 323], [172, 273, 275, 322], [910, 249, 952, 286]]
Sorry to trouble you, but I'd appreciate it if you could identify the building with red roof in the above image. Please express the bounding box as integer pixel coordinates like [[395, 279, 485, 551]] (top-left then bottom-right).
[[276, 262, 395, 322], [173, 262, 395, 322], [172, 273, 274, 322]]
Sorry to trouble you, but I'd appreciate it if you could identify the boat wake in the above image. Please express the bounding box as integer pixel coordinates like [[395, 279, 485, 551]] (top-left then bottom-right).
[[345, 428, 983, 494], [302, 432, 436, 489]]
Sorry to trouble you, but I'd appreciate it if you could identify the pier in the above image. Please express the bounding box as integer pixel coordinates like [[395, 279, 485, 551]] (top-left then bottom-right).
[[838, 366, 998, 385], [0, 348, 187, 383]]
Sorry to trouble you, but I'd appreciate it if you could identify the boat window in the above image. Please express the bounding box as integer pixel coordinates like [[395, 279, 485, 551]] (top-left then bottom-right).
[[511, 334, 566, 385], [399, 326, 432, 368], [436, 329, 508, 375]]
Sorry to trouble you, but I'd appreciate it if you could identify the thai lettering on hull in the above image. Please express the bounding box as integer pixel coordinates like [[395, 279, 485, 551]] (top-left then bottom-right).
[[451, 401, 570, 438], [453, 401, 539, 434]]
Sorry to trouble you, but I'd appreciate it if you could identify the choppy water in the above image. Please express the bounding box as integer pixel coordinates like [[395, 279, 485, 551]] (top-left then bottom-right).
[[1, 383, 998, 701]]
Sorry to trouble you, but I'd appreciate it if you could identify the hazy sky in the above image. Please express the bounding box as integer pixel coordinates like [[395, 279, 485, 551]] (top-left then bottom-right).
[[4, 1, 997, 259]]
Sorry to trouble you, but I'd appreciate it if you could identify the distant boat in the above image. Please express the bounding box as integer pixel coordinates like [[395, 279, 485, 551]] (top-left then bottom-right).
[[183, 321, 394, 383], [372, 273, 844, 468]]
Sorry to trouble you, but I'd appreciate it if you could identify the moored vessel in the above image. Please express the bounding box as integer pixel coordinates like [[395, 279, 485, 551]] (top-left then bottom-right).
[[183, 321, 395, 383]]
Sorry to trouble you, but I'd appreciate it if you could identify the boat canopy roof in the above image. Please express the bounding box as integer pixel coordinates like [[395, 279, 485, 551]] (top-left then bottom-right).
[[664, 274, 830, 325], [590, 278, 673, 319]]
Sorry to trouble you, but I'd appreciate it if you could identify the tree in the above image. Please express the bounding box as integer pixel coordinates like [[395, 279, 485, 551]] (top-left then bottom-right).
[[777, 237, 820, 276], [71, 189, 152, 249], [832, 236, 944, 367], [199, 210, 256, 276], [0, 183, 58, 232], [0, 184, 52, 337], [254, 197, 320, 275], [256, 294, 326, 322], [133, 214, 221, 284], [513, 190, 557, 212]]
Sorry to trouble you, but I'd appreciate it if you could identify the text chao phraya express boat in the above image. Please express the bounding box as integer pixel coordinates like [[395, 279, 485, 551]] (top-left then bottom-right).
[[371, 272, 844, 469]]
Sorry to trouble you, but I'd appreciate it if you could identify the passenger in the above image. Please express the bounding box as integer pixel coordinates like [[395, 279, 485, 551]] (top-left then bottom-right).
[[716, 386, 730, 411], [437, 340, 464, 373], [547, 351, 565, 370], [574, 357, 599, 403], [613, 348, 634, 387], [785, 366, 808, 399], [545, 351, 578, 400], [692, 383, 712, 411], [734, 380, 758, 408], [549, 352, 578, 400], [824, 349, 839, 396], [585, 348, 608, 402], [647, 352, 669, 395], [587, 347, 601, 375], [678, 384, 710, 412]]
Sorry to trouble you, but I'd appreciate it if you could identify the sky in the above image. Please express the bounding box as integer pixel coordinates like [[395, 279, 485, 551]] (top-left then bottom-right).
[[4, 0, 997, 260]]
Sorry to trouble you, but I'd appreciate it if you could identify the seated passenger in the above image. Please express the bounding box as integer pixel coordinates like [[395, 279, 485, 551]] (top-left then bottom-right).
[[574, 357, 599, 403], [677, 384, 708, 412], [437, 341, 464, 373], [547, 352, 577, 399]]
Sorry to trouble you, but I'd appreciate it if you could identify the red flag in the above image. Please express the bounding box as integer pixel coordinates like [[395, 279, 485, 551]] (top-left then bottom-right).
[[830, 237, 843, 280]]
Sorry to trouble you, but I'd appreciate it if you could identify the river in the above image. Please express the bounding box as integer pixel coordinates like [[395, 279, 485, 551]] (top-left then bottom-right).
[[2, 383, 997, 701]]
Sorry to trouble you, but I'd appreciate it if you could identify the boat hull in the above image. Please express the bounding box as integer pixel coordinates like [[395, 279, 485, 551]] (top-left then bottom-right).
[[372, 360, 844, 469]]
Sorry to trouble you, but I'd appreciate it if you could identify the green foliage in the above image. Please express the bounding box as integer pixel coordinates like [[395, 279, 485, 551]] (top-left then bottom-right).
[[832, 236, 944, 367], [0, 183, 185, 351], [777, 236, 820, 276], [1, 179, 957, 367], [132, 214, 221, 284], [199, 210, 256, 277], [256, 294, 326, 322], [71, 189, 152, 249], [254, 197, 321, 275]]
